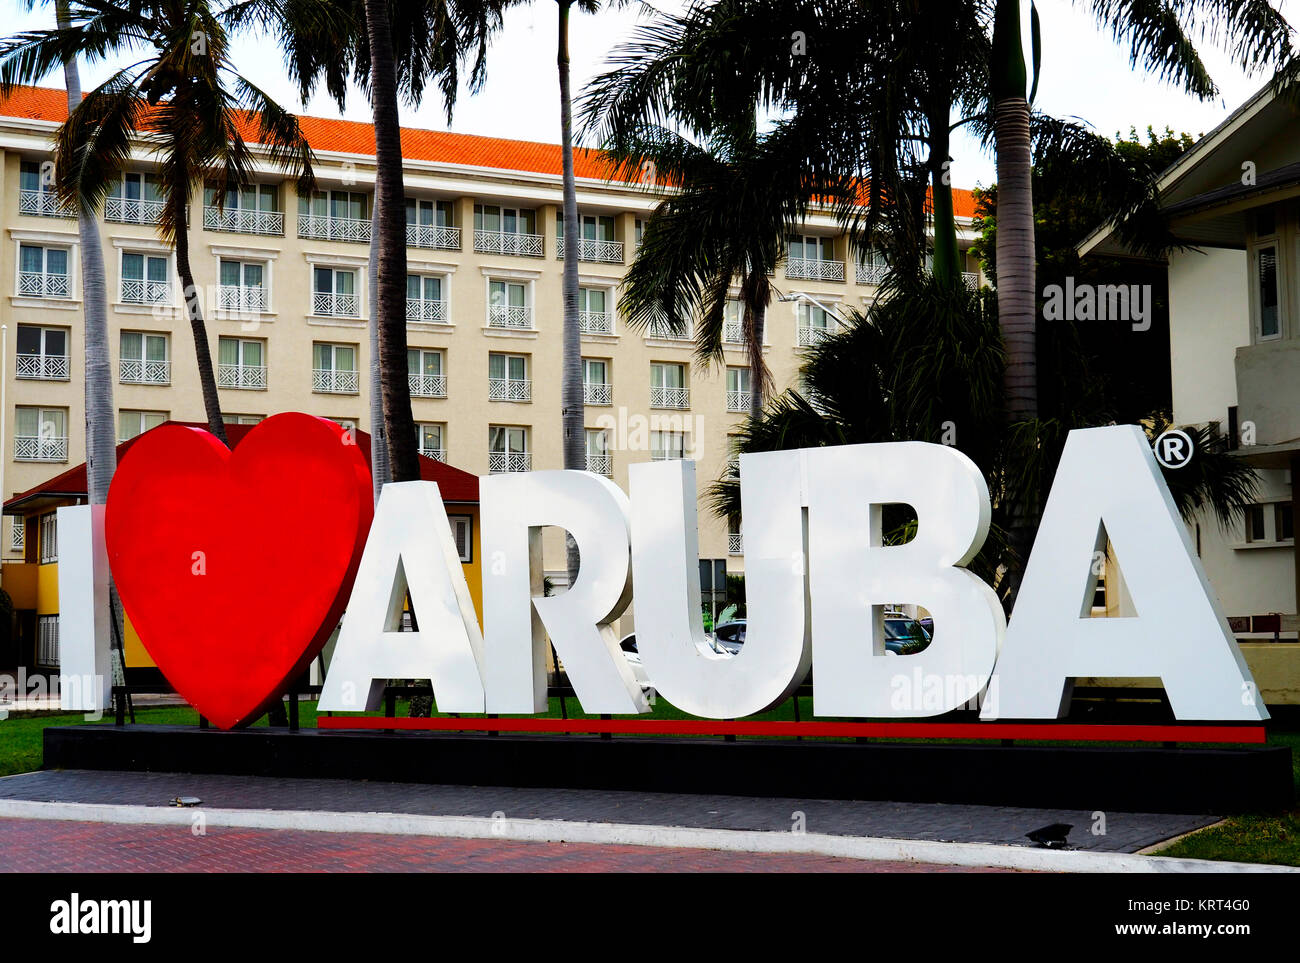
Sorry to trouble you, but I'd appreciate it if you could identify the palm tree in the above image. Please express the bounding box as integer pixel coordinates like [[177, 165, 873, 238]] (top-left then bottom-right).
[[0, 0, 321, 445]]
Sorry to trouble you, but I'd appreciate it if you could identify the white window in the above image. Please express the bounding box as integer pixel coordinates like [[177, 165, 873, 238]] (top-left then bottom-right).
[[726, 366, 751, 412], [313, 343, 358, 394], [474, 205, 541, 256], [585, 428, 611, 476], [487, 279, 532, 329], [406, 198, 458, 250], [650, 362, 689, 409], [39, 512, 57, 564], [448, 514, 473, 562], [488, 352, 530, 402], [406, 274, 447, 322], [489, 426, 530, 473], [120, 331, 170, 384], [299, 190, 370, 242], [17, 244, 70, 298], [218, 259, 267, 313], [408, 348, 446, 398], [227, 414, 264, 425], [558, 212, 616, 241], [16, 325, 68, 380], [1251, 210, 1283, 341], [578, 287, 613, 334], [18, 160, 71, 217], [723, 299, 744, 344], [558, 213, 621, 261], [119, 409, 168, 442], [15, 406, 68, 462], [797, 302, 835, 346], [218, 337, 266, 390], [788, 234, 832, 261], [10, 518, 25, 553], [583, 358, 611, 406], [105, 172, 162, 223], [650, 430, 687, 461], [120, 251, 171, 305], [417, 422, 446, 461], [37, 614, 59, 667], [312, 267, 358, 317]]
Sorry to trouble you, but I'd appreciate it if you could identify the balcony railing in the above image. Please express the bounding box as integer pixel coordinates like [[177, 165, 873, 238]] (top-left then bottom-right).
[[856, 262, 889, 285], [119, 359, 171, 385], [418, 446, 447, 462], [105, 196, 164, 224], [298, 213, 371, 243], [218, 285, 268, 314], [962, 271, 980, 290], [217, 364, 267, 389], [728, 533, 743, 555], [474, 230, 543, 257], [797, 324, 834, 347], [487, 304, 533, 329], [489, 378, 531, 402], [313, 368, 359, 394], [579, 311, 613, 335], [120, 279, 172, 305], [584, 382, 612, 406], [18, 272, 69, 299], [723, 319, 744, 345], [558, 237, 624, 263], [489, 451, 531, 473], [15, 435, 68, 462], [786, 257, 845, 281], [407, 223, 461, 251], [407, 298, 448, 323], [586, 453, 613, 476], [203, 206, 284, 236], [650, 385, 690, 409], [16, 354, 69, 380], [18, 190, 74, 219], [726, 390, 749, 412], [312, 292, 359, 317], [410, 373, 447, 398]]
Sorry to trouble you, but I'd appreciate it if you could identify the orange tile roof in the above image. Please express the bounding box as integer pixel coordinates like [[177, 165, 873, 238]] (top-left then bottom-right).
[[0, 84, 976, 216]]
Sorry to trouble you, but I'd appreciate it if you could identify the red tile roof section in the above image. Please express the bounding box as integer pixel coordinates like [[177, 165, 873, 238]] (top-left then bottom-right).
[[0, 84, 977, 216], [4, 420, 479, 511]]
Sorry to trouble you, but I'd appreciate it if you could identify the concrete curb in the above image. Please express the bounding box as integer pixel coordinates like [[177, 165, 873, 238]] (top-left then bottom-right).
[[0, 798, 1294, 873]]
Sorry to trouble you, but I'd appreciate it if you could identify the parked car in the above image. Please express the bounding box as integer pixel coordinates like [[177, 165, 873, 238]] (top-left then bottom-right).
[[619, 633, 651, 687], [711, 620, 747, 655], [883, 615, 931, 655]]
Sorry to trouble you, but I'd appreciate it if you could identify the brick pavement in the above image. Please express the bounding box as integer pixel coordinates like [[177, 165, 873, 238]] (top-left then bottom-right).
[[0, 769, 1216, 852], [0, 817, 1020, 872]]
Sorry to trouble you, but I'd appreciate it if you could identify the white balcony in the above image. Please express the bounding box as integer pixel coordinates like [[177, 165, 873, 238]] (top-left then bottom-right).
[[120, 278, 172, 305], [489, 378, 531, 402], [728, 533, 743, 555], [105, 196, 164, 224], [559, 237, 624, 263], [584, 382, 612, 406], [723, 319, 744, 345], [786, 257, 845, 282], [203, 206, 284, 236], [489, 451, 531, 473], [474, 230, 543, 257], [217, 364, 267, 389], [298, 213, 371, 243], [418, 446, 447, 462], [313, 292, 359, 317], [856, 262, 889, 285], [218, 285, 268, 314], [407, 298, 448, 323], [16, 354, 69, 380], [18, 190, 74, 219], [407, 223, 461, 251], [18, 271, 69, 299], [579, 311, 613, 335], [586, 453, 613, 476], [313, 368, 359, 394], [119, 359, 171, 385], [726, 390, 749, 412], [410, 373, 447, 398], [797, 324, 834, 347], [962, 271, 980, 290], [488, 304, 534, 330], [14, 435, 67, 462], [650, 385, 690, 409]]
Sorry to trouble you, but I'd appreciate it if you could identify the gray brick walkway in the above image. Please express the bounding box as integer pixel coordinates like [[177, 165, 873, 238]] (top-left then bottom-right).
[[0, 769, 1215, 852]]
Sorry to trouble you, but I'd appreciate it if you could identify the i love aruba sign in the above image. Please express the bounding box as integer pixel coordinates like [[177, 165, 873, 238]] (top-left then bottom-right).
[[55, 412, 1266, 730]]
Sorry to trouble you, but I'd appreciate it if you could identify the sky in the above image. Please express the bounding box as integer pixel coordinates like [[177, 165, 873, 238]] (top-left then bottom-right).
[[0, 0, 1278, 191]]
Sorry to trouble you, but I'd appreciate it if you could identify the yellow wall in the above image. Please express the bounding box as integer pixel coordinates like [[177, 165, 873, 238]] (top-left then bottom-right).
[[1, 562, 37, 609], [453, 503, 484, 628]]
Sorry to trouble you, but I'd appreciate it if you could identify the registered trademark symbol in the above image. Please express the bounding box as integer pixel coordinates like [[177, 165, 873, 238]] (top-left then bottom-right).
[[1153, 429, 1194, 469]]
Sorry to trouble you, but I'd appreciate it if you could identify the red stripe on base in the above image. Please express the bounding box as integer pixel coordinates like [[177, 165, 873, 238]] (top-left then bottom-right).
[[315, 716, 1267, 744]]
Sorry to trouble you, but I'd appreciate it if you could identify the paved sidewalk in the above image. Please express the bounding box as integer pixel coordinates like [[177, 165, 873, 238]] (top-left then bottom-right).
[[0, 769, 1215, 852]]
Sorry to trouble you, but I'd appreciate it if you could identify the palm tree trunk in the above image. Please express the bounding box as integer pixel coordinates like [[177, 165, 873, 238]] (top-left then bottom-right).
[[367, 205, 390, 502], [364, 0, 419, 483], [558, 0, 583, 583], [746, 301, 766, 420], [174, 206, 227, 445]]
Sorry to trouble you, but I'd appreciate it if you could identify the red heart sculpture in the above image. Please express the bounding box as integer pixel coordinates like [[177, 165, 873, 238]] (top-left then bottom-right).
[[106, 413, 373, 728]]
